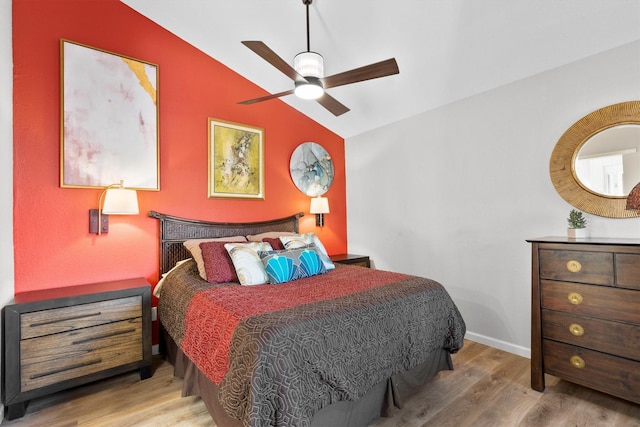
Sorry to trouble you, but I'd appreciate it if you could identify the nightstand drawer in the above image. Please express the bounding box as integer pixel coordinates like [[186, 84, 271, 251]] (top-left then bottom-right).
[[20, 296, 142, 339], [20, 317, 143, 392], [330, 254, 370, 268], [347, 260, 369, 267], [542, 309, 640, 361], [541, 280, 639, 325], [539, 249, 613, 285], [543, 339, 640, 404]]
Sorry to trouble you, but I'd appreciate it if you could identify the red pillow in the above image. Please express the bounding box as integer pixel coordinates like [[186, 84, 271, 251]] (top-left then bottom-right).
[[262, 237, 285, 250], [199, 241, 238, 283]]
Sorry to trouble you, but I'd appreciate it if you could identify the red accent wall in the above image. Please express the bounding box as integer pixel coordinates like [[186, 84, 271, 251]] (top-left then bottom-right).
[[12, 0, 347, 294]]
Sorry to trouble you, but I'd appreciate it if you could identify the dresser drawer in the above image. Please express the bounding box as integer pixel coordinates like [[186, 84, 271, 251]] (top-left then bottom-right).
[[616, 253, 640, 290], [539, 249, 613, 285], [541, 280, 639, 325], [20, 296, 142, 339], [542, 309, 640, 361], [20, 317, 143, 392], [543, 340, 640, 404]]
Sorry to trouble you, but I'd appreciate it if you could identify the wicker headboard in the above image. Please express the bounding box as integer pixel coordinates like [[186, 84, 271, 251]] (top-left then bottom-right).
[[149, 211, 304, 275]]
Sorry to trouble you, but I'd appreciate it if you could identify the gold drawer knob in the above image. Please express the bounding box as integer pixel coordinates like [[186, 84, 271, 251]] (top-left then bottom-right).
[[566, 260, 582, 273], [570, 355, 585, 369], [567, 292, 583, 305], [569, 323, 584, 336]]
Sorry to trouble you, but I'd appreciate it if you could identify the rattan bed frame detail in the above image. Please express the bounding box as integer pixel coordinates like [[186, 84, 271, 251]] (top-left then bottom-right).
[[149, 211, 303, 275]]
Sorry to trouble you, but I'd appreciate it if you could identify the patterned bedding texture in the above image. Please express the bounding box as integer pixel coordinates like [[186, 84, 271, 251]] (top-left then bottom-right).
[[158, 259, 466, 427]]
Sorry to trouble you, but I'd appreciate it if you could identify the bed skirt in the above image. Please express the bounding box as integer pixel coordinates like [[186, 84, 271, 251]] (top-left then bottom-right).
[[163, 329, 453, 427]]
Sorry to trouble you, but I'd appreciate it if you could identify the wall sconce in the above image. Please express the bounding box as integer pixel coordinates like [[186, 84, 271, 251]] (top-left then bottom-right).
[[89, 180, 139, 235], [310, 196, 329, 227]]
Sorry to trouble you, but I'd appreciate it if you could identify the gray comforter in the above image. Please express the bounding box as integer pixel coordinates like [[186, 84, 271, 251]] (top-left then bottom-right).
[[159, 260, 466, 427]]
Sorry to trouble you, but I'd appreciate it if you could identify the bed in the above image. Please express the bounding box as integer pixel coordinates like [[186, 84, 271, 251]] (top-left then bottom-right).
[[149, 211, 466, 427]]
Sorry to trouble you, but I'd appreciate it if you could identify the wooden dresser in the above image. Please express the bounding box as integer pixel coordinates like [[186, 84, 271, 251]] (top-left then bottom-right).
[[527, 237, 640, 404], [2, 278, 152, 420]]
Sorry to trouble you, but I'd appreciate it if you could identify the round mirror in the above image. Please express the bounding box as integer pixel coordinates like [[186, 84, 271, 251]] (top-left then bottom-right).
[[550, 101, 640, 218], [574, 124, 640, 197]]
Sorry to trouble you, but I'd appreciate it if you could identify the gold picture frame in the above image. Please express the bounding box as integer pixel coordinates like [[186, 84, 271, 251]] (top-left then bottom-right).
[[208, 118, 264, 199], [60, 39, 160, 190]]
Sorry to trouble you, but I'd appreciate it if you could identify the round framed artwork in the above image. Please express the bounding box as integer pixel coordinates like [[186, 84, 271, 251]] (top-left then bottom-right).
[[289, 142, 334, 196]]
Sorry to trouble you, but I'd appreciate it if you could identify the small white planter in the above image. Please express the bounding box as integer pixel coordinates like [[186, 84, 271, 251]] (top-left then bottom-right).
[[567, 228, 588, 239]]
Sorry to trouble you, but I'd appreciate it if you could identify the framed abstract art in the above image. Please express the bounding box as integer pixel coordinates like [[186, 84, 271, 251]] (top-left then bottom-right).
[[289, 142, 334, 196], [60, 39, 159, 190], [208, 118, 264, 199]]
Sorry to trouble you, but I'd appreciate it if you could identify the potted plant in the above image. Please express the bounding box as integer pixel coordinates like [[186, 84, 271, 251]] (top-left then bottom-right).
[[567, 209, 588, 238]]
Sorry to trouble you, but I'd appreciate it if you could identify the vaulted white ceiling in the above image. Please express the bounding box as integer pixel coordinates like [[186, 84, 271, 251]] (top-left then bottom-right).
[[121, 0, 640, 138]]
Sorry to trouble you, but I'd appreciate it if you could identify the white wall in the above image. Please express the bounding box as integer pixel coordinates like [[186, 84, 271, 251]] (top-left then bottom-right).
[[0, 0, 13, 422], [346, 41, 640, 357]]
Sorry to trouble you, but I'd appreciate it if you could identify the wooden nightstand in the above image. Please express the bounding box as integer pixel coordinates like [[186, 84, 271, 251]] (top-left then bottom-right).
[[330, 254, 371, 268], [2, 278, 152, 420]]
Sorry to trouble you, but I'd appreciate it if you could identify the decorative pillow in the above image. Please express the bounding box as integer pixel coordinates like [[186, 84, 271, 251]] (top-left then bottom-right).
[[153, 258, 191, 297], [246, 231, 297, 242], [259, 245, 327, 284], [184, 236, 247, 280], [262, 237, 285, 250], [199, 241, 240, 284], [280, 233, 335, 270], [224, 242, 273, 286]]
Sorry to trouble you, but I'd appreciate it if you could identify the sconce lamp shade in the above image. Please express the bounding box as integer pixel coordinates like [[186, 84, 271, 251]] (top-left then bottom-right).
[[90, 180, 139, 234], [102, 188, 139, 214], [627, 182, 640, 211], [310, 196, 329, 227], [310, 197, 330, 214]]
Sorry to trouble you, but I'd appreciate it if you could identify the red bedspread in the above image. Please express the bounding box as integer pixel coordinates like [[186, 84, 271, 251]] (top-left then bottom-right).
[[180, 267, 409, 384]]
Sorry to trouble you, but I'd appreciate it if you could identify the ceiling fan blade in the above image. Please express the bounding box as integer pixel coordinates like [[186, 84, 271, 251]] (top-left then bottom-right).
[[316, 92, 350, 117], [239, 89, 348, 116], [242, 41, 302, 82], [238, 89, 295, 105], [322, 58, 399, 89]]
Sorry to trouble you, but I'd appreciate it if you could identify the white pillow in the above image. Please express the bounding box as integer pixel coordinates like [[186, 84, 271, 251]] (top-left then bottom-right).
[[246, 231, 297, 242], [184, 236, 247, 280], [224, 242, 273, 285], [153, 259, 191, 298], [279, 233, 335, 270]]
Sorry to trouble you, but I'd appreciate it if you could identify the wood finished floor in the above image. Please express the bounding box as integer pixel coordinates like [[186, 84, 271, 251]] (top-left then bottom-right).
[[2, 340, 638, 427]]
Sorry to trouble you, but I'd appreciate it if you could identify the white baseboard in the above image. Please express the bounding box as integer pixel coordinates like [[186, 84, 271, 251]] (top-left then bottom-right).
[[152, 344, 160, 356], [465, 332, 531, 359]]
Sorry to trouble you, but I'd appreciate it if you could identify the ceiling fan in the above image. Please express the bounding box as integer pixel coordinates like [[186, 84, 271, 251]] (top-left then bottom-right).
[[238, 0, 399, 117]]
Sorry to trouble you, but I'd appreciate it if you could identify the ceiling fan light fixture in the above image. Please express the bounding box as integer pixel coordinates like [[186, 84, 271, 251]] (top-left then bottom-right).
[[238, 0, 398, 115], [294, 78, 324, 100], [294, 51, 324, 78]]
